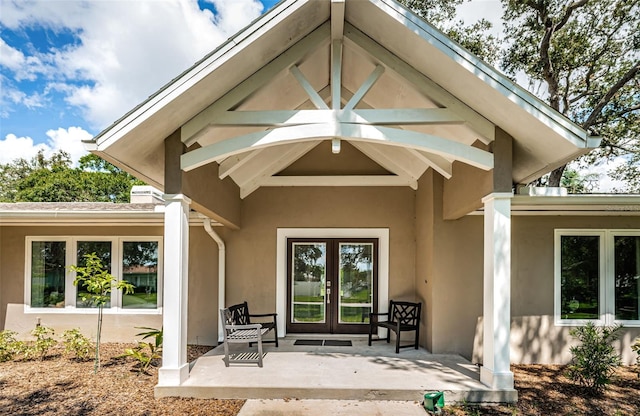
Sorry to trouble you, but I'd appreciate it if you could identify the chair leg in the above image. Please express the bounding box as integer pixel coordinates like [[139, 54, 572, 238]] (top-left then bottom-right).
[[415, 326, 420, 350], [257, 334, 264, 367], [386, 328, 391, 344], [274, 320, 279, 348], [395, 330, 400, 354], [368, 324, 373, 346], [223, 340, 230, 367]]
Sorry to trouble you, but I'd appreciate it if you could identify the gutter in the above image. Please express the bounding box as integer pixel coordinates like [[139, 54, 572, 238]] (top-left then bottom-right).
[[203, 218, 226, 343]]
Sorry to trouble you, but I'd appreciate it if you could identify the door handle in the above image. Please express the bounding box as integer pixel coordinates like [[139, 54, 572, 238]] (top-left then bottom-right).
[[327, 287, 331, 303]]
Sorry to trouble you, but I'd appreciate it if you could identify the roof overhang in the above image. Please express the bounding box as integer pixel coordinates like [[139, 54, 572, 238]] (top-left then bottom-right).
[[86, 0, 599, 193]]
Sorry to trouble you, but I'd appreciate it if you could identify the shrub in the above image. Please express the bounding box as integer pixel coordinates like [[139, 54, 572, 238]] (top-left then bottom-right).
[[632, 337, 640, 378], [23, 325, 57, 361], [0, 330, 24, 362], [120, 327, 163, 374], [62, 328, 93, 360], [567, 322, 622, 395]]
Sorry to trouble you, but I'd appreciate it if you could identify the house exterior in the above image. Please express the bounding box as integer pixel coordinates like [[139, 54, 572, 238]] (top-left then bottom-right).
[[1, 0, 638, 396]]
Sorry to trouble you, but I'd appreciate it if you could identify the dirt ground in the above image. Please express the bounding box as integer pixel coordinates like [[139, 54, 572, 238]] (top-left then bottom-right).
[[0, 343, 638, 415]]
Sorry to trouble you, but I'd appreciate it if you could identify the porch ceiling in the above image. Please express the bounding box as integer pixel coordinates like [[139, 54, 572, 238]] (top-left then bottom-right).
[[87, 0, 598, 194]]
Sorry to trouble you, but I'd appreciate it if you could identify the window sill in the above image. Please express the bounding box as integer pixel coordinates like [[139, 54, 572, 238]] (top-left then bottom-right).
[[24, 305, 162, 315]]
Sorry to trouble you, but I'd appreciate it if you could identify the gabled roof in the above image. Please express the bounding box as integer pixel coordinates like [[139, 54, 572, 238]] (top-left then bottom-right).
[[86, 0, 599, 194]]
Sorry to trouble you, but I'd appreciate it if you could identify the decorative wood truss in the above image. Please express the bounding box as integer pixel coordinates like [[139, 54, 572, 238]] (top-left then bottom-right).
[[180, 1, 496, 199]]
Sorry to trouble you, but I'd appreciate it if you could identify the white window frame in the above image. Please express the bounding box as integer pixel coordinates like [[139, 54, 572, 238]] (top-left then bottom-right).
[[555, 229, 640, 327], [25, 236, 163, 315]]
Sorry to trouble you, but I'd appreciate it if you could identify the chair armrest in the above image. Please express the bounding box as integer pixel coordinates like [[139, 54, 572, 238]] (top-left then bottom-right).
[[369, 312, 389, 317], [249, 313, 277, 318], [227, 323, 262, 331]]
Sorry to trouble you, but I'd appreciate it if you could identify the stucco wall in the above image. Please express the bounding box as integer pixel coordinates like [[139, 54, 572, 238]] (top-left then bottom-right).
[[0, 225, 219, 346], [219, 186, 417, 318]]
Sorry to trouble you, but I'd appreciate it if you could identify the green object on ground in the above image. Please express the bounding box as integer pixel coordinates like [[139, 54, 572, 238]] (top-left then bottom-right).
[[423, 391, 444, 412]]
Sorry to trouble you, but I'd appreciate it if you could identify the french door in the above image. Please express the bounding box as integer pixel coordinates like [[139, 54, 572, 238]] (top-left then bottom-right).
[[286, 238, 378, 334]]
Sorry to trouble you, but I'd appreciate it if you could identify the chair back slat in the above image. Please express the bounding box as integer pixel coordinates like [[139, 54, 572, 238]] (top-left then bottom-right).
[[390, 301, 421, 326]]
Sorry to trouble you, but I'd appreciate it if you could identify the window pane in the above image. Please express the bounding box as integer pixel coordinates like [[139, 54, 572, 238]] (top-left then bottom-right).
[[122, 242, 158, 309], [615, 236, 640, 321], [76, 241, 112, 308], [560, 235, 600, 320], [31, 241, 66, 308], [291, 243, 326, 323], [338, 243, 373, 324]]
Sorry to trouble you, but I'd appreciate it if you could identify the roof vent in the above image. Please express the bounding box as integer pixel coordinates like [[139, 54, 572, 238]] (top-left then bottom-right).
[[130, 186, 164, 204]]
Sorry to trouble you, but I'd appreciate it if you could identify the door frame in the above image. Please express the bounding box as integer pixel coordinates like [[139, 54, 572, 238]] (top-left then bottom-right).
[[276, 228, 389, 338]]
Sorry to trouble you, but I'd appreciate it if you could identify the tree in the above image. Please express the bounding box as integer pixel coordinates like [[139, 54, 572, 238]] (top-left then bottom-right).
[[70, 253, 134, 373], [401, 0, 639, 192], [501, 0, 639, 190], [0, 150, 145, 202]]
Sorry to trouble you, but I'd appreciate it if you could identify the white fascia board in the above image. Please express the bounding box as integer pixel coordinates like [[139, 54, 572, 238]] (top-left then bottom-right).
[[373, 0, 595, 149], [90, 0, 311, 151]]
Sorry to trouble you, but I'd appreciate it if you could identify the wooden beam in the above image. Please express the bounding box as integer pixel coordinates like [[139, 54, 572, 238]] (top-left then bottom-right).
[[290, 65, 330, 110], [180, 22, 330, 146], [344, 23, 495, 143], [331, 40, 343, 110], [350, 141, 424, 185], [331, 0, 346, 40], [259, 175, 417, 189], [218, 151, 260, 179], [206, 108, 465, 126], [407, 149, 453, 179], [180, 123, 493, 172], [344, 65, 385, 110]]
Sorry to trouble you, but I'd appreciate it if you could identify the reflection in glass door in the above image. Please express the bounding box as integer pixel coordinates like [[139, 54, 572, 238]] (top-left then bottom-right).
[[287, 239, 377, 334]]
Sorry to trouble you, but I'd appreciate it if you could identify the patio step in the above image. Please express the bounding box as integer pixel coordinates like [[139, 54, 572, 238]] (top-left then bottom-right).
[[155, 339, 517, 404]]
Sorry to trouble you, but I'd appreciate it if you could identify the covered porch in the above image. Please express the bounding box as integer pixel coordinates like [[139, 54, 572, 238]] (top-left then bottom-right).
[[85, 0, 599, 402], [156, 336, 515, 403]]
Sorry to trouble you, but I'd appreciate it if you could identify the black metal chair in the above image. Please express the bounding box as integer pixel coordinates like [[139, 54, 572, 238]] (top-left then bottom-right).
[[368, 300, 421, 353], [227, 301, 278, 347]]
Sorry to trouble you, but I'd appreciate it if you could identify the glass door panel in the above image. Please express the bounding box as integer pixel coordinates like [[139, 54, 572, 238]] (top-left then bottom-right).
[[291, 242, 326, 324], [338, 243, 374, 324]]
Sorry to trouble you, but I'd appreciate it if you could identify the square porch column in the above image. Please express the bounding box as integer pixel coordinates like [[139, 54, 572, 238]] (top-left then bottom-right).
[[158, 194, 191, 386], [480, 192, 514, 390]]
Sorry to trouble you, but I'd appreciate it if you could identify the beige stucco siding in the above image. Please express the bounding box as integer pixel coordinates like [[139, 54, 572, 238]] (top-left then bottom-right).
[[0, 225, 219, 346], [219, 186, 417, 318]]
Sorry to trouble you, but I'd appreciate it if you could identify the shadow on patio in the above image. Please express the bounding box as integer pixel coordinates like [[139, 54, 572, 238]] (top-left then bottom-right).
[[155, 337, 517, 403]]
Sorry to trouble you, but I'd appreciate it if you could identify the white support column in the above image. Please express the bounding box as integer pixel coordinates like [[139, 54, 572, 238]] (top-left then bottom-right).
[[158, 194, 191, 386], [480, 192, 514, 391]]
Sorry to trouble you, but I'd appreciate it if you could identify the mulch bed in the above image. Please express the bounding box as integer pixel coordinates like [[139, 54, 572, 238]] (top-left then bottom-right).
[[0, 343, 638, 415]]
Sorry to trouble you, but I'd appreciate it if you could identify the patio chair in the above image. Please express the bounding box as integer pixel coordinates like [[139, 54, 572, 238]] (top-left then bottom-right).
[[220, 307, 271, 367], [228, 301, 278, 347], [368, 300, 421, 353]]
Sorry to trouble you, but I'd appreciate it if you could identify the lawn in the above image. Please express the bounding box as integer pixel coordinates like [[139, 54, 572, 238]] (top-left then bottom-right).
[[0, 343, 638, 415]]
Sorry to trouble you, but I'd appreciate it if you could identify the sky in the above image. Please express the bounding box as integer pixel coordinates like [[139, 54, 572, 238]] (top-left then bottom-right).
[[0, 0, 623, 191]]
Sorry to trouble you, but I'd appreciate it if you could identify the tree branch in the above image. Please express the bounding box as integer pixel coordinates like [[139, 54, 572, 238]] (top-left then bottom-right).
[[583, 61, 640, 128]]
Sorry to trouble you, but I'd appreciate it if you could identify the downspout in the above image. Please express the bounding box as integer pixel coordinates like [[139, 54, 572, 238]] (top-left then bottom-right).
[[203, 218, 225, 343]]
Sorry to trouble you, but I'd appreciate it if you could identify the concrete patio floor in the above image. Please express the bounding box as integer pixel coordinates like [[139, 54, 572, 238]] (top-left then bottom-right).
[[155, 336, 517, 404]]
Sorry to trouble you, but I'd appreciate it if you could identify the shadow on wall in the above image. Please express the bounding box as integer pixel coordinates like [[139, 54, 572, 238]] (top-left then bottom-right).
[[472, 315, 640, 365]]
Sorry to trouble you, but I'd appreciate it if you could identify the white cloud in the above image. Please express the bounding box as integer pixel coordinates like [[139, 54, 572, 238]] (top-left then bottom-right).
[[0, 127, 91, 165], [0, 0, 265, 129]]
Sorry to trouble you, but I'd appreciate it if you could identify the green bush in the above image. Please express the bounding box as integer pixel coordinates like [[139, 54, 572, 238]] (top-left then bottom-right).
[[567, 322, 622, 395], [62, 328, 93, 360], [632, 337, 640, 378], [23, 325, 57, 361], [120, 327, 163, 374], [0, 330, 24, 362]]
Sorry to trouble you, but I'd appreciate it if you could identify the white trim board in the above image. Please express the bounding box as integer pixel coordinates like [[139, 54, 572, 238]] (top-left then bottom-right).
[[276, 228, 389, 338]]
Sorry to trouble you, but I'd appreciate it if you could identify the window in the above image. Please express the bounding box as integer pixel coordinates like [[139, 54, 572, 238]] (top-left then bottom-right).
[[26, 237, 162, 312], [555, 230, 640, 326]]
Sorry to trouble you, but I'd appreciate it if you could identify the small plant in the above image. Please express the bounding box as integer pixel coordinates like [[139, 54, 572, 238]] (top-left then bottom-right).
[[120, 327, 163, 374], [567, 322, 623, 395], [62, 328, 93, 360], [71, 252, 134, 373], [632, 337, 640, 378], [0, 330, 24, 362], [23, 324, 57, 361]]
